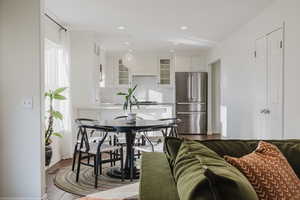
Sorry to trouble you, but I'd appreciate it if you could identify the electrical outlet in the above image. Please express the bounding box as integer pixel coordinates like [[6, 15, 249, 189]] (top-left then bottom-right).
[[22, 98, 33, 109]]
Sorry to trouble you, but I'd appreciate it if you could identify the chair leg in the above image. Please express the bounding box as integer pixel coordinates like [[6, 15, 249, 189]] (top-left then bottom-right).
[[72, 145, 78, 171], [95, 154, 99, 188], [99, 153, 102, 175], [130, 148, 134, 182], [93, 155, 96, 175], [76, 151, 82, 182], [113, 150, 117, 166], [110, 151, 113, 167], [120, 147, 124, 182], [88, 154, 90, 164]]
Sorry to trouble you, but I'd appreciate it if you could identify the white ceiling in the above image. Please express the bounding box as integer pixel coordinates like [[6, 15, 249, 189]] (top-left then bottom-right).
[[46, 0, 275, 52]]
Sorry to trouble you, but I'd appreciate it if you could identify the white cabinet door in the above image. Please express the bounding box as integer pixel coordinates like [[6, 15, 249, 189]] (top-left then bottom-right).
[[191, 56, 203, 71], [158, 57, 173, 87], [114, 57, 130, 88], [175, 56, 191, 72], [254, 28, 283, 139]]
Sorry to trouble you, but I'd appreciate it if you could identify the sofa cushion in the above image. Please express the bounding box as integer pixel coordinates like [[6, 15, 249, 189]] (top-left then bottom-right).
[[225, 141, 300, 200], [165, 137, 300, 178], [140, 152, 180, 200], [173, 140, 258, 200]]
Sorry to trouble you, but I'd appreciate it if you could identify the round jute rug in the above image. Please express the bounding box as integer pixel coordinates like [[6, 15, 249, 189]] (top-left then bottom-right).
[[54, 166, 138, 197]]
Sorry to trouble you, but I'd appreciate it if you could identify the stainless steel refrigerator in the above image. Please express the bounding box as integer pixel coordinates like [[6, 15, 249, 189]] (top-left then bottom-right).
[[175, 72, 208, 134]]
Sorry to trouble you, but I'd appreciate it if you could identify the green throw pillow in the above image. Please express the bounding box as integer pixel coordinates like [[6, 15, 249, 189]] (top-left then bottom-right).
[[173, 140, 258, 200]]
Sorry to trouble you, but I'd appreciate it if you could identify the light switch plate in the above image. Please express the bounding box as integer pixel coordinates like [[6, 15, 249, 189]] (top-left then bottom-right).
[[22, 98, 33, 109]]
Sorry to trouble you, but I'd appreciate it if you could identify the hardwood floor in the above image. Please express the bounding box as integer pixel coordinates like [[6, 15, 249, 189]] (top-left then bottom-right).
[[46, 134, 221, 200], [46, 159, 80, 200]]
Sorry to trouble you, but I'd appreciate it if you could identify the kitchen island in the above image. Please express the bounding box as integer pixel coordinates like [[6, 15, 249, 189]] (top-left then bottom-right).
[[74, 103, 174, 121]]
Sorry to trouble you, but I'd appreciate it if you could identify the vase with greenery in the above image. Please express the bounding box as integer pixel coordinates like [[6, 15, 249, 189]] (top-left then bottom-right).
[[117, 85, 139, 122], [44, 87, 67, 166]]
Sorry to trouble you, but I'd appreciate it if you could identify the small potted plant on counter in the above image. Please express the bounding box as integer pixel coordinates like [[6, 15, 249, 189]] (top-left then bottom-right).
[[117, 85, 139, 123], [44, 87, 67, 166]]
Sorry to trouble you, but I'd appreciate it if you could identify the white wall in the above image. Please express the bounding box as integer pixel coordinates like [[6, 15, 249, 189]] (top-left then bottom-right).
[[207, 0, 300, 139], [70, 31, 101, 107], [0, 0, 45, 199]]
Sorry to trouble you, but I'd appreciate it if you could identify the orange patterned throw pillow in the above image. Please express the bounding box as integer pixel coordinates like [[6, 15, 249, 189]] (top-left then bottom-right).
[[224, 141, 300, 200]]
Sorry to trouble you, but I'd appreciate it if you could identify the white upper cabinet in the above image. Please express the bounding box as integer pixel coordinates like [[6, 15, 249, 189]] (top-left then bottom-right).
[[129, 54, 158, 75], [158, 56, 174, 87], [114, 57, 130, 87], [175, 55, 191, 72], [175, 55, 206, 72]]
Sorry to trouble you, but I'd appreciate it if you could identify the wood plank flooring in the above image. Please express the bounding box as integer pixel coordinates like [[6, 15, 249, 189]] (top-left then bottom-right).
[[46, 134, 221, 200]]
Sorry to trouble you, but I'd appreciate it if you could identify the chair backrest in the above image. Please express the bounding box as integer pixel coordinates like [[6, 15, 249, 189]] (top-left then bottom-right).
[[75, 118, 114, 153], [75, 118, 98, 140], [159, 118, 182, 126]]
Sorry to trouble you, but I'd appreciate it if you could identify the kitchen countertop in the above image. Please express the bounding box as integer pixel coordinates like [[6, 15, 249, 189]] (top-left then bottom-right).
[[76, 103, 174, 110]]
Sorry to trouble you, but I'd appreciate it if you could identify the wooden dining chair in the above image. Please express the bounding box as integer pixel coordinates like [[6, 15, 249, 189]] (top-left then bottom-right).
[[133, 124, 170, 153], [75, 122, 124, 188], [133, 118, 181, 153], [159, 118, 182, 138], [72, 118, 115, 171]]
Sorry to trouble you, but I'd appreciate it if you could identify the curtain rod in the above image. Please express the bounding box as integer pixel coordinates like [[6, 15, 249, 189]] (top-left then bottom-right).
[[44, 13, 68, 32]]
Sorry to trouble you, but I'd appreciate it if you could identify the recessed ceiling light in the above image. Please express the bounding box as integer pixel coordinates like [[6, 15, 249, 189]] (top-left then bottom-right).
[[124, 42, 130, 45], [117, 26, 126, 30], [180, 26, 188, 30]]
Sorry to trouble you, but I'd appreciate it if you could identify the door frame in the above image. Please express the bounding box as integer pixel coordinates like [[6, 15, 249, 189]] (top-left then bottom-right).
[[254, 25, 285, 139], [208, 59, 222, 136]]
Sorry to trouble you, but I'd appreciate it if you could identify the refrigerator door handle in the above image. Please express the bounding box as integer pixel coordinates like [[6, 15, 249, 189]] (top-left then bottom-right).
[[190, 73, 194, 100], [187, 73, 192, 100], [177, 102, 206, 105], [177, 111, 206, 115]]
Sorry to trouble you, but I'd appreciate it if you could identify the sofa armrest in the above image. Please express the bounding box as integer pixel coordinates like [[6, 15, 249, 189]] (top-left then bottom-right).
[[139, 152, 180, 200]]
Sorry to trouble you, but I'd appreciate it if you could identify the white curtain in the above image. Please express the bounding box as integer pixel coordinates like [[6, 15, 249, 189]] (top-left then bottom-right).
[[45, 30, 72, 162]]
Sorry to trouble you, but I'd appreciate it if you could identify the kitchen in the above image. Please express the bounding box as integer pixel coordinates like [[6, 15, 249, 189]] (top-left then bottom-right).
[[70, 32, 209, 135]]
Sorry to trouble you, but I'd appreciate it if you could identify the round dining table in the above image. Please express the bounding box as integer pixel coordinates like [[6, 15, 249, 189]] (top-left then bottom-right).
[[93, 119, 171, 180]]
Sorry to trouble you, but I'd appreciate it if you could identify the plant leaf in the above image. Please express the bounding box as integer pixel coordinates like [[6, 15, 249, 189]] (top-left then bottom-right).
[[128, 87, 133, 94], [52, 111, 63, 120], [117, 92, 127, 96], [53, 94, 66, 100], [45, 92, 51, 97], [54, 87, 67, 95], [53, 132, 63, 138], [132, 84, 137, 92]]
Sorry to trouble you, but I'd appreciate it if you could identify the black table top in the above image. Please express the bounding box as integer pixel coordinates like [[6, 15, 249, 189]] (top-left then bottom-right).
[[79, 119, 171, 132]]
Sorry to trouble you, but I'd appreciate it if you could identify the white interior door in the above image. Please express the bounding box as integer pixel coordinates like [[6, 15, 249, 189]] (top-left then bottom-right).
[[254, 28, 283, 139], [266, 29, 284, 139], [254, 36, 268, 139]]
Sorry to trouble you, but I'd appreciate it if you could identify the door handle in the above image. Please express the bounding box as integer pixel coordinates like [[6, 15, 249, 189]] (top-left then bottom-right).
[[177, 102, 206, 105], [260, 109, 271, 114], [177, 112, 206, 115]]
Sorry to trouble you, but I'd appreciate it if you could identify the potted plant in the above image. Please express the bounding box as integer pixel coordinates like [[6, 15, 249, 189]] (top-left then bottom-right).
[[44, 87, 67, 166], [117, 85, 139, 123]]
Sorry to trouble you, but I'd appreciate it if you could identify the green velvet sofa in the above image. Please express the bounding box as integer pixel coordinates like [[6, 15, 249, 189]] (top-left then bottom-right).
[[139, 137, 300, 200]]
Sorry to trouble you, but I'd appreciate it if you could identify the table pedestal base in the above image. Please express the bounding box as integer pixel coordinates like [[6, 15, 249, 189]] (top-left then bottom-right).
[[107, 167, 140, 180]]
